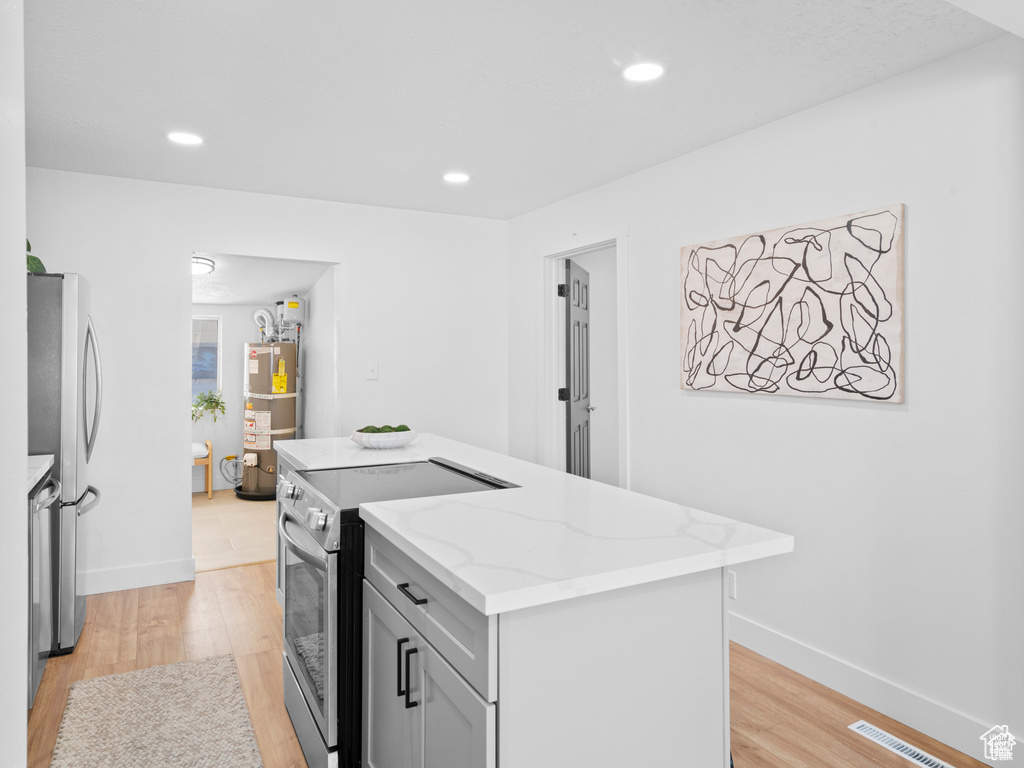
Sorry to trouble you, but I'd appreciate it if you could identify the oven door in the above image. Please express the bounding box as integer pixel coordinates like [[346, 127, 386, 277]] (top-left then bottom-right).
[[280, 506, 338, 748]]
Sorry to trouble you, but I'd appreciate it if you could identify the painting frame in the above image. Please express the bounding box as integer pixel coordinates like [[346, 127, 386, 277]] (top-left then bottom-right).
[[680, 204, 905, 403]]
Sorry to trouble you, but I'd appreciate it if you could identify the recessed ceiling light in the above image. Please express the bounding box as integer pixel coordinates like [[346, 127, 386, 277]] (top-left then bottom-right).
[[622, 62, 664, 83], [443, 172, 470, 183], [168, 132, 203, 146], [192, 255, 216, 275]]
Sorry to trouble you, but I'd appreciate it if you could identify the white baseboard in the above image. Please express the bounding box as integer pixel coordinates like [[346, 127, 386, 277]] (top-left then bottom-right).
[[729, 613, 997, 768], [81, 557, 196, 595]]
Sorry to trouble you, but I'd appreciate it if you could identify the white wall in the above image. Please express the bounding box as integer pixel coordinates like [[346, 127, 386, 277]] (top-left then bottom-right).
[[302, 265, 341, 438], [507, 36, 1024, 765], [190, 303, 269, 492], [946, 0, 1024, 38], [1, 0, 28, 761], [28, 169, 509, 595]]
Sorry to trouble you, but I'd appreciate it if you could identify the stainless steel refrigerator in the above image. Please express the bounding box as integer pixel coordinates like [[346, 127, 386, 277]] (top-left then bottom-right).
[[27, 273, 103, 655]]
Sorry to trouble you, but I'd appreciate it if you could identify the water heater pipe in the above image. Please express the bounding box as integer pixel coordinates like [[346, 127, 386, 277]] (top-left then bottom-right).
[[253, 307, 276, 338]]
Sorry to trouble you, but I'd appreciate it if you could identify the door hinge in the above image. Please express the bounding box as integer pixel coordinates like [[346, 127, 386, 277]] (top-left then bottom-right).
[[557, 283, 568, 297], [557, 388, 569, 401]]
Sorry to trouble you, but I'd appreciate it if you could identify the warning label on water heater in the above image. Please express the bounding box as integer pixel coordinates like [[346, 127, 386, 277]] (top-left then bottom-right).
[[243, 410, 271, 436], [273, 358, 288, 393], [243, 433, 271, 450]]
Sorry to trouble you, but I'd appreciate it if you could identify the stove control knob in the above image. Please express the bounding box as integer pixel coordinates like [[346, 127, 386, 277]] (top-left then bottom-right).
[[308, 507, 327, 530], [280, 482, 304, 500]]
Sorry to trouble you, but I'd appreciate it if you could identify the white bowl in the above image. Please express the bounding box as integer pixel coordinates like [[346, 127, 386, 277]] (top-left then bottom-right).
[[350, 429, 417, 449]]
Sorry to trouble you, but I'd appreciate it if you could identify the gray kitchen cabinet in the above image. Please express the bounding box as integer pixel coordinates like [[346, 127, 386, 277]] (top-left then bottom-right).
[[364, 525, 729, 767], [364, 528, 496, 701], [364, 581, 417, 768], [416, 615, 495, 768], [363, 582, 495, 768]]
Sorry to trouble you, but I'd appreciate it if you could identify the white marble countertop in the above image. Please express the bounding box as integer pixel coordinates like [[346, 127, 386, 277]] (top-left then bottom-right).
[[275, 434, 793, 615], [28, 454, 54, 493]]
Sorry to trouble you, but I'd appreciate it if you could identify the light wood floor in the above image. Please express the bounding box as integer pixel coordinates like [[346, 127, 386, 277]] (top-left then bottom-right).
[[28, 562, 986, 768], [730, 643, 987, 767], [27, 562, 306, 768], [192, 489, 277, 572]]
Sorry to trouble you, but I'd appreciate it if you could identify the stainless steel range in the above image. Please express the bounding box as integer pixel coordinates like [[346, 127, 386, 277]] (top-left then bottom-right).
[[278, 458, 515, 768]]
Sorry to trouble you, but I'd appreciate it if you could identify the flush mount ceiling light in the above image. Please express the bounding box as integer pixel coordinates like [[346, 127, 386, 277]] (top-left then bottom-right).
[[443, 171, 470, 183], [168, 131, 203, 146], [191, 255, 216, 275], [622, 62, 665, 82]]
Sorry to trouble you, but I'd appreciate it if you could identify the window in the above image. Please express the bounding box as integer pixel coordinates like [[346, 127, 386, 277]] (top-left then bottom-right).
[[191, 316, 221, 398]]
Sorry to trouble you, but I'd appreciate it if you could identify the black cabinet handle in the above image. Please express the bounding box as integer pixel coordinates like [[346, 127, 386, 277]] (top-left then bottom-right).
[[404, 647, 419, 709], [397, 582, 428, 606], [397, 638, 410, 697]]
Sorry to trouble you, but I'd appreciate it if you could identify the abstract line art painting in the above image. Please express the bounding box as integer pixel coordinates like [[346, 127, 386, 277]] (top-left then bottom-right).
[[680, 205, 904, 402]]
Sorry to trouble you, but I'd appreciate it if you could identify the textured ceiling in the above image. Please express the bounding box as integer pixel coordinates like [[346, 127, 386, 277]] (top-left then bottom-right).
[[26, 0, 1001, 220], [191, 253, 332, 307]]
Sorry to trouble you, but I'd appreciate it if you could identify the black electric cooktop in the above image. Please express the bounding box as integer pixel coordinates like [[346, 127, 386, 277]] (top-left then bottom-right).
[[298, 457, 516, 513]]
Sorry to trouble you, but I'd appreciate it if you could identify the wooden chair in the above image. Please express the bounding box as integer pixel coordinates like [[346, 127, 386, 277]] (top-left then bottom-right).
[[192, 440, 213, 499]]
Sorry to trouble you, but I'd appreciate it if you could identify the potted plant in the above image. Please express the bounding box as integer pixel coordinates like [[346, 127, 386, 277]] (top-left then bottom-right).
[[27, 240, 46, 273], [192, 390, 226, 423]]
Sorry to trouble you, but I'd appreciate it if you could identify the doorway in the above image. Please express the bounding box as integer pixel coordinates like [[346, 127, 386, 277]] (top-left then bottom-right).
[[565, 248, 619, 484], [190, 252, 335, 572], [541, 227, 630, 489]]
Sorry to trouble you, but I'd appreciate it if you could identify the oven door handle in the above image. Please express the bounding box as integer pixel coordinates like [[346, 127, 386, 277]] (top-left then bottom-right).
[[278, 509, 328, 568]]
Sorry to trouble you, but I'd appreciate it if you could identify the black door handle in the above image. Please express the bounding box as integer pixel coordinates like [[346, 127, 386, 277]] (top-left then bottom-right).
[[397, 582, 428, 606], [397, 637, 410, 697], [404, 647, 419, 709]]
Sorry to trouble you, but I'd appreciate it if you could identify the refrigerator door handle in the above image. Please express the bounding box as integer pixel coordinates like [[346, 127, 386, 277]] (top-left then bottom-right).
[[83, 315, 103, 462], [33, 477, 62, 512], [78, 486, 100, 517]]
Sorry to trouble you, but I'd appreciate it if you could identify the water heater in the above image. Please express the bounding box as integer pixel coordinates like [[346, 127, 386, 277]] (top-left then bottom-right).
[[238, 341, 297, 499]]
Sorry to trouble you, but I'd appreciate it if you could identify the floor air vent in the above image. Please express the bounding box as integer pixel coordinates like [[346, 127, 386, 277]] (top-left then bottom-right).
[[848, 720, 956, 768]]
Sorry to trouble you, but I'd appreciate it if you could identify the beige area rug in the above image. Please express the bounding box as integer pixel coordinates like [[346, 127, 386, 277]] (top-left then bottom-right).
[[51, 655, 263, 768]]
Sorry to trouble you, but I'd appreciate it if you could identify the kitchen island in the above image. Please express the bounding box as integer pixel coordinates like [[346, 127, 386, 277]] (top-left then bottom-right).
[[275, 433, 793, 768]]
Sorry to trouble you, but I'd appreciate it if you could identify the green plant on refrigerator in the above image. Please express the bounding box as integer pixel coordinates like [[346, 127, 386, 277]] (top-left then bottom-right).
[[26, 240, 47, 273]]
